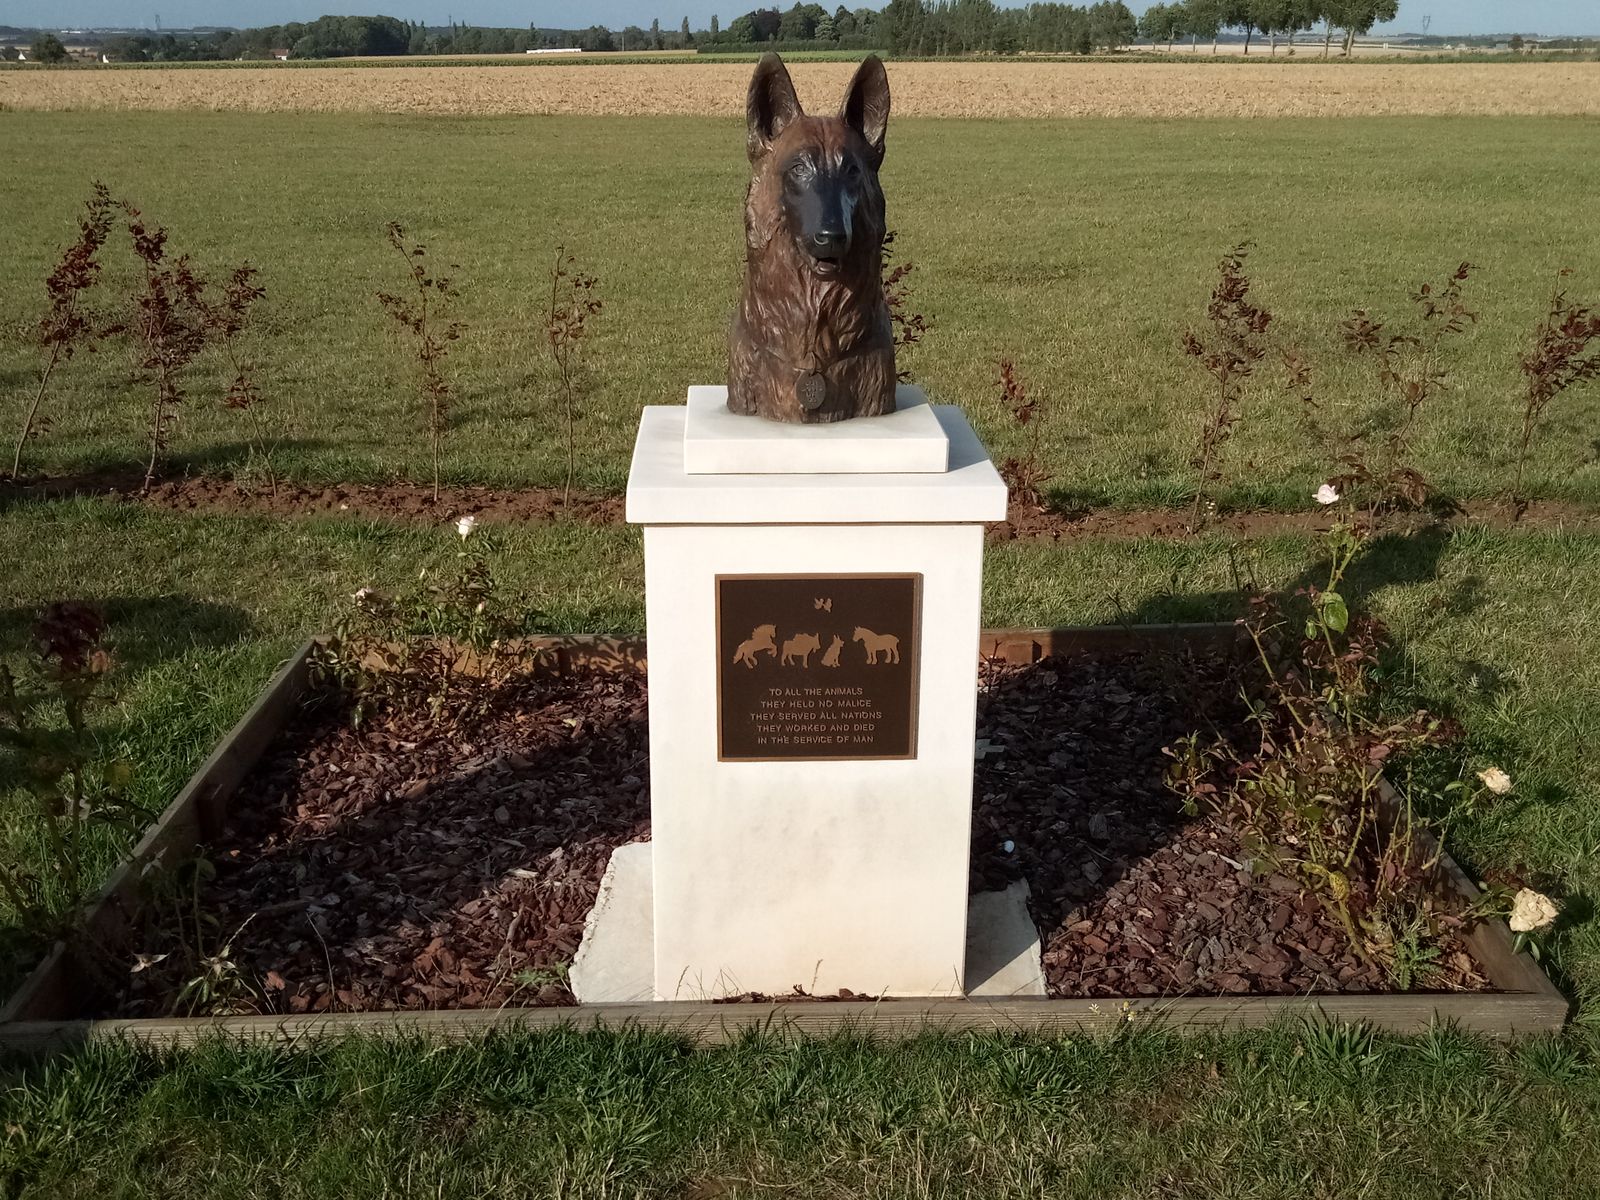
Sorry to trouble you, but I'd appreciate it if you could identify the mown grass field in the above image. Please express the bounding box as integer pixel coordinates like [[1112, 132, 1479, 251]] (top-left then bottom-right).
[[3, 104, 1600, 1197], [4, 59, 1600, 117], [4, 112, 1600, 507], [6, 1024, 1600, 1198]]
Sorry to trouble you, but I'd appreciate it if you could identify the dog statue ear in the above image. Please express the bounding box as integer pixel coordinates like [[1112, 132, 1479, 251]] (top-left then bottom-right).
[[840, 54, 889, 167], [747, 53, 804, 162]]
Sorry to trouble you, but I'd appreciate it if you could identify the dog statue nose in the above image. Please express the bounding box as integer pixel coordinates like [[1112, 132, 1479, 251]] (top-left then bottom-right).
[[809, 229, 848, 258]]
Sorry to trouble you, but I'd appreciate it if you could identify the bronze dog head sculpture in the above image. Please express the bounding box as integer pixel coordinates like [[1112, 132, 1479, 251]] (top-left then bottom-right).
[[727, 53, 895, 424]]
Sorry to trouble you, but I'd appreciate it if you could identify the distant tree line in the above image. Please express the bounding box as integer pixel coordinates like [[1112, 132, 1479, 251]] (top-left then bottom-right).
[[567, 1, 1398, 58], [64, 5, 1130, 62], [716, 6, 882, 48], [29, 33, 71, 61], [558, 8, 886, 53], [1136, 1, 1401, 57], [92, 15, 651, 62], [0, 33, 71, 60], [99, 15, 409, 61], [16, 0, 1411, 63], [690, 3, 1141, 54], [879, 2, 1139, 55]]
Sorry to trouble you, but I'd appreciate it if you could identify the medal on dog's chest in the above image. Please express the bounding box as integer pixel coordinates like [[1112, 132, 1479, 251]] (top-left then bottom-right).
[[796, 371, 826, 413]]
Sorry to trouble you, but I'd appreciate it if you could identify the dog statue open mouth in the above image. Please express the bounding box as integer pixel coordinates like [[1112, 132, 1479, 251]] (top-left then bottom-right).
[[727, 53, 897, 424]]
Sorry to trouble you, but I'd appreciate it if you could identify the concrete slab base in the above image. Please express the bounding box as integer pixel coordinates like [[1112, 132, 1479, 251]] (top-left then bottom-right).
[[964, 879, 1047, 998], [568, 842, 655, 1004], [568, 844, 1045, 1003]]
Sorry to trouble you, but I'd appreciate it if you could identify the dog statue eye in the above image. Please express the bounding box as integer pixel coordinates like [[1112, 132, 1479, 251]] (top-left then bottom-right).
[[786, 158, 815, 183]]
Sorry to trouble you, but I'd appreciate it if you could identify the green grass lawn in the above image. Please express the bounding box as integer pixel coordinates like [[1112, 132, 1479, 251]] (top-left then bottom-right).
[[5, 109, 1600, 1197], [4, 113, 1600, 506], [5, 1023, 1599, 1198]]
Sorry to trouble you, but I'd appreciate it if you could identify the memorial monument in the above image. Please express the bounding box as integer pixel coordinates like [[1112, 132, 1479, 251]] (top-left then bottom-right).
[[614, 53, 1010, 1001]]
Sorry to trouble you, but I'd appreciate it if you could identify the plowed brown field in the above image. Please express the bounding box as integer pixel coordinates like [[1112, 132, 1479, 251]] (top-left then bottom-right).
[[2, 61, 1598, 117]]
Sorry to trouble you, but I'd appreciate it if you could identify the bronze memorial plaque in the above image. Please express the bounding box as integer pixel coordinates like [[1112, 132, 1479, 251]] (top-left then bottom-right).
[[716, 574, 921, 762]]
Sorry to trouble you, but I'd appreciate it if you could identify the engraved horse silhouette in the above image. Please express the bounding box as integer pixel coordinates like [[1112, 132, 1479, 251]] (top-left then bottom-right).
[[820, 634, 843, 668], [853, 626, 900, 665], [781, 632, 822, 667], [733, 624, 778, 669]]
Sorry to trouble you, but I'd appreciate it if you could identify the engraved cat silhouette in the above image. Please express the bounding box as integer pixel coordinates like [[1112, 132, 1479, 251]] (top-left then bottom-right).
[[853, 626, 900, 665], [821, 634, 843, 667], [781, 632, 822, 667], [733, 623, 778, 669]]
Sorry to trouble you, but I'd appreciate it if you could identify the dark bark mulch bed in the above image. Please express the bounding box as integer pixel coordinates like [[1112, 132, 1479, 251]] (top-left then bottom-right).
[[990, 496, 1600, 543], [969, 655, 1486, 997], [6, 469, 1592, 544], [114, 674, 650, 1017], [108, 650, 1487, 1018], [1, 471, 622, 526]]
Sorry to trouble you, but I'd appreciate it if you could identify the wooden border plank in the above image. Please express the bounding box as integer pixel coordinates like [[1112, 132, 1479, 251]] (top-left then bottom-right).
[[0, 625, 1569, 1046], [0, 990, 1566, 1054], [1377, 777, 1566, 1007], [0, 641, 315, 1025]]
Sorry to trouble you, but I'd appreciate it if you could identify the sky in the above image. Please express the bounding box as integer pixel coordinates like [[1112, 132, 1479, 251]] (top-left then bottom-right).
[[11, 0, 1597, 38]]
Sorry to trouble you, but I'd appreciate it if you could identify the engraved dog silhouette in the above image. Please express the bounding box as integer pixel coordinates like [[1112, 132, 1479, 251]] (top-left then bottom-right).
[[727, 53, 895, 424], [781, 632, 822, 667], [821, 634, 843, 667], [853, 626, 899, 665], [733, 623, 778, 669]]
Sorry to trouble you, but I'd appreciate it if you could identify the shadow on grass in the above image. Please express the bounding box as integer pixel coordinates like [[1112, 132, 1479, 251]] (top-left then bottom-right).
[[0, 595, 256, 1003], [0, 596, 252, 677], [0, 440, 339, 510], [1099, 526, 1458, 628]]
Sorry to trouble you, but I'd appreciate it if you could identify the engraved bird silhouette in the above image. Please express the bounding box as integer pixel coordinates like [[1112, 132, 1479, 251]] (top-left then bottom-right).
[[814, 598, 833, 612]]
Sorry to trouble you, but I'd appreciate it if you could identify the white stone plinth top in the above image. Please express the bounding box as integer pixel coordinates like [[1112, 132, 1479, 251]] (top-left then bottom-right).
[[683, 385, 950, 476], [627, 400, 1007, 526]]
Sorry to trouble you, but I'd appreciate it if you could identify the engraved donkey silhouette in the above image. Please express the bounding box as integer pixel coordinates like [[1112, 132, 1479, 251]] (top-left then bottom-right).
[[733, 623, 778, 669], [781, 632, 822, 667], [820, 634, 844, 668], [853, 626, 900, 665]]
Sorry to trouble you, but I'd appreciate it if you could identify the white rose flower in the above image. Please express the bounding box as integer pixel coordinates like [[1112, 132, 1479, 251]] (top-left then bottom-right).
[[1315, 483, 1341, 506], [1508, 888, 1559, 934], [456, 514, 478, 539], [1477, 766, 1513, 796]]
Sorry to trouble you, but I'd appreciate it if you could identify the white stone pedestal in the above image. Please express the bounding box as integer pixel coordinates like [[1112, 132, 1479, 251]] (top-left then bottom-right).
[[625, 390, 1007, 1000], [682, 385, 950, 475]]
